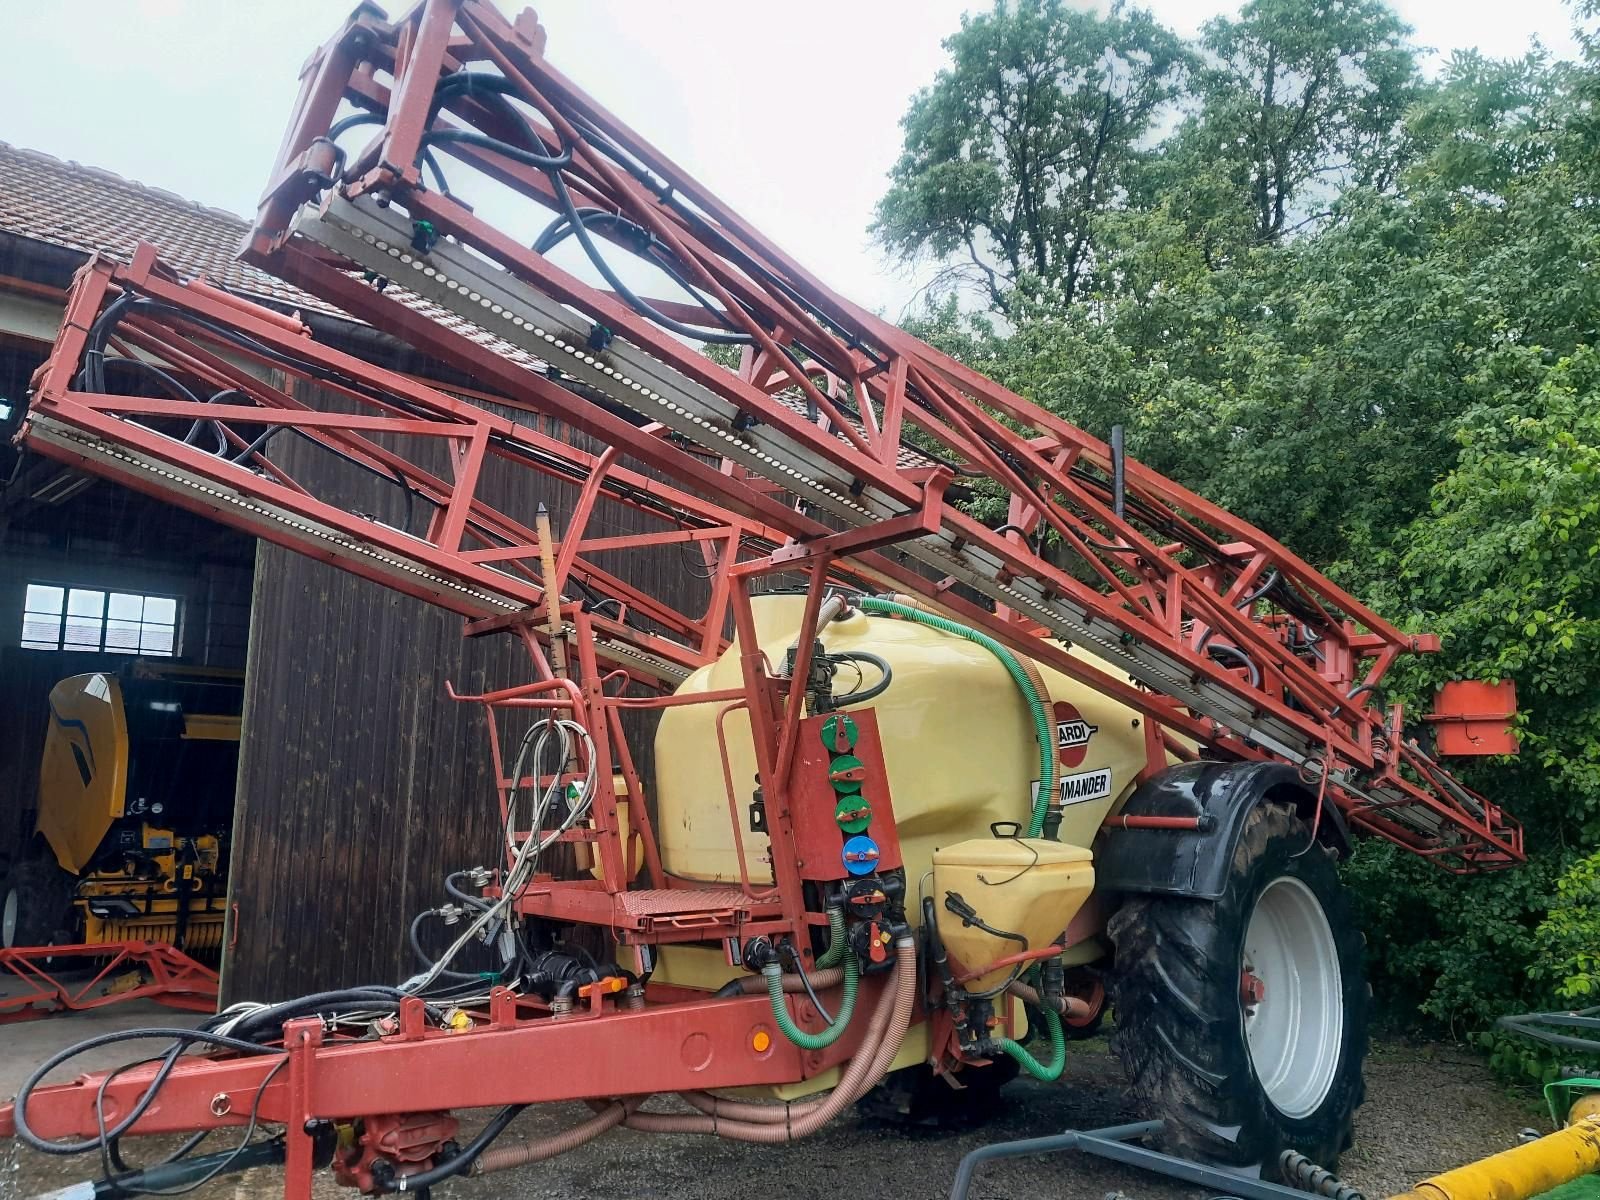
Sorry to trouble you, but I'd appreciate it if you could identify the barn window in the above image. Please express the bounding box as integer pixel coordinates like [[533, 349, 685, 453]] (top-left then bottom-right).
[[20, 584, 180, 655]]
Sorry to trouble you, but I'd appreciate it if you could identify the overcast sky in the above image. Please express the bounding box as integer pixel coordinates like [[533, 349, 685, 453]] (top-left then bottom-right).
[[0, 0, 1583, 319]]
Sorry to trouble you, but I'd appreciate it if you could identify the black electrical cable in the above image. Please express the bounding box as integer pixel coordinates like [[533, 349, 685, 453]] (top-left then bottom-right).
[[942, 891, 1031, 1001], [13, 1028, 285, 1156], [97, 1058, 288, 1197], [780, 943, 835, 1025]]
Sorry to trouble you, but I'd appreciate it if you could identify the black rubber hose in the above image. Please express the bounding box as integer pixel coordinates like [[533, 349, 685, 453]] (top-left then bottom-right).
[[218, 988, 406, 1044], [923, 895, 957, 1011], [519, 135, 751, 344], [422, 126, 573, 172], [79, 292, 135, 392], [781, 942, 835, 1025], [444, 871, 492, 911], [828, 651, 893, 708], [1204, 642, 1263, 689], [83, 297, 423, 532], [409, 909, 488, 983], [12, 1028, 284, 1156], [533, 207, 746, 330], [566, 109, 891, 373], [417, 79, 750, 344], [325, 111, 452, 194], [379, 1103, 528, 1193]]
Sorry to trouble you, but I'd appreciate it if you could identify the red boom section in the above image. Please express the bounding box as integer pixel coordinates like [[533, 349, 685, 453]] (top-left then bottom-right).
[[225, 0, 1513, 868]]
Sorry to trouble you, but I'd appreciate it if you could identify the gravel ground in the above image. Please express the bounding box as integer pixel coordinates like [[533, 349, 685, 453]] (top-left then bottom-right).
[[5, 1034, 1543, 1200]]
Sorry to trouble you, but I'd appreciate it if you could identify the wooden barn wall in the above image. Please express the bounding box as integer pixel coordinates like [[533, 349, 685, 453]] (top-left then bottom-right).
[[222, 393, 709, 1003]]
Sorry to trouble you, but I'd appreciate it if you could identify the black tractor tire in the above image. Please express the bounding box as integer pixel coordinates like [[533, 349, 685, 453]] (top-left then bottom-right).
[[1107, 803, 1368, 1175], [1, 848, 78, 949]]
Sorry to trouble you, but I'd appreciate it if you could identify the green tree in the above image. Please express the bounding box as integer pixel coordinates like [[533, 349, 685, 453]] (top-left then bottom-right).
[[891, 8, 1600, 1034], [1178, 0, 1423, 245], [874, 0, 1190, 314]]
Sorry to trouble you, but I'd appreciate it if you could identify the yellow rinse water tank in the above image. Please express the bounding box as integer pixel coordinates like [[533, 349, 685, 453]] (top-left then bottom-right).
[[932, 837, 1096, 990], [652, 593, 1148, 903]]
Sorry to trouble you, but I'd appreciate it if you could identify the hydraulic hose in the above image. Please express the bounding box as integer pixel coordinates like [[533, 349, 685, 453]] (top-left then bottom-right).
[[993, 1006, 1067, 1082], [857, 596, 1054, 836], [409, 909, 493, 984], [764, 955, 858, 1049]]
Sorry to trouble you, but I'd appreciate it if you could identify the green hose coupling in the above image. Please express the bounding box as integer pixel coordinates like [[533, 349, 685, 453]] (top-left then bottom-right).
[[993, 1006, 1067, 1081], [765, 954, 860, 1050], [856, 596, 1055, 837], [815, 907, 847, 969]]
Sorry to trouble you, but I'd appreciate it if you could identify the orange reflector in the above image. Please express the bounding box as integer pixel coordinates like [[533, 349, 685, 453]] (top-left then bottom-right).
[[752, 1030, 771, 1053]]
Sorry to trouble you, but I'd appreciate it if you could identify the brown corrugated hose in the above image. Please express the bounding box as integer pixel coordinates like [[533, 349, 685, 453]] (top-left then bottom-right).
[[623, 937, 916, 1141]]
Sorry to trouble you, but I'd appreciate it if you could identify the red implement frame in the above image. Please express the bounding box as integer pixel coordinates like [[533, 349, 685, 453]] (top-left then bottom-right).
[[241, 0, 1516, 868], [0, 2, 1526, 1193], [0, 942, 218, 1023]]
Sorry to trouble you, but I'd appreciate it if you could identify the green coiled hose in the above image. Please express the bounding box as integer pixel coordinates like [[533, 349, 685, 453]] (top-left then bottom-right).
[[994, 1006, 1066, 1080], [765, 955, 859, 1049], [855, 596, 1055, 837]]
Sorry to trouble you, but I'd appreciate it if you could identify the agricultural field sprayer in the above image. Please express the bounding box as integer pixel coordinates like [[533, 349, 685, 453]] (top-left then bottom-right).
[[0, 2, 1530, 1197]]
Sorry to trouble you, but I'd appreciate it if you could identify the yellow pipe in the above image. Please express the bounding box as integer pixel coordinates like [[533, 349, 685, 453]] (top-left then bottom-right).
[[1389, 1115, 1600, 1200]]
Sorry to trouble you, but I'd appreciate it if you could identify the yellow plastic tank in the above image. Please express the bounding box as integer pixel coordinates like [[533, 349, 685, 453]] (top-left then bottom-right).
[[931, 837, 1095, 990], [653, 593, 1148, 899]]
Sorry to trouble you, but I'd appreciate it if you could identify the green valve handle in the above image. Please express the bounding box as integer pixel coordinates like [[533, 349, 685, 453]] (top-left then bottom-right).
[[828, 754, 865, 791], [820, 713, 858, 752], [835, 794, 872, 833]]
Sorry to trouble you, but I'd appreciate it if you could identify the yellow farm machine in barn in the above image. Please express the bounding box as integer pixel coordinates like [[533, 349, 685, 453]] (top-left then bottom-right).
[[0, 4, 1580, 1200], [3, 664, 240, 956]]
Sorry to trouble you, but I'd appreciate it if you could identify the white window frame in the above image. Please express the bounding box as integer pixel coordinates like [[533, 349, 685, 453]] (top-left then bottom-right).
[[20, 583, 182, 656]]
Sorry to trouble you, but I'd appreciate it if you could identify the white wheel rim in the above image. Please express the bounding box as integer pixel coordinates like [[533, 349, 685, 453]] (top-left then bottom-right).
[[2, 887, 17, 948], [1242, 875, 1343, 1119]]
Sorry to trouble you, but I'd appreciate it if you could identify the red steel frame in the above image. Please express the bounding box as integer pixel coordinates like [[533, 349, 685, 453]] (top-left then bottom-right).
[[239, 0, 1518, 868], [0, 942, 218, 1023], [0, 2, 1526, 1193]]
